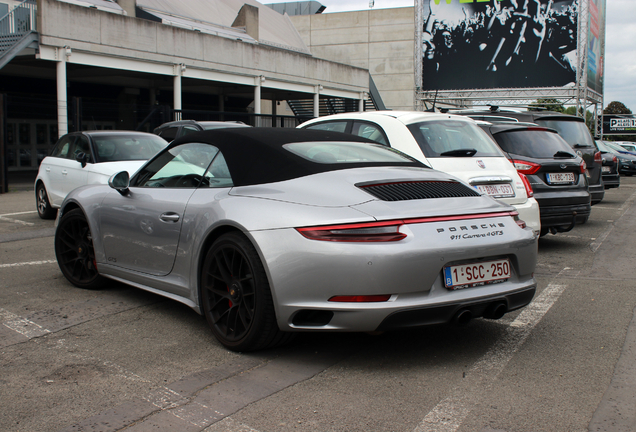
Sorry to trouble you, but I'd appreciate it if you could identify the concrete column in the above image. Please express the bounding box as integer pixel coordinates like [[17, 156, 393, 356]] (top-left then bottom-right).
[[359, 92, 366, 112], [314, 85, 322, 118], [254, 75, 263, 126], [56, 49, 68, 138], [173, 64, 184, 121], [272, 99, 277, 127]]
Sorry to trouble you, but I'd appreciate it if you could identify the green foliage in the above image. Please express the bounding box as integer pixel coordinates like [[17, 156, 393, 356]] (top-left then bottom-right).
[[563, 106, 596, 136], [530, 99, 565, 113], [604, 101, 632, 115]]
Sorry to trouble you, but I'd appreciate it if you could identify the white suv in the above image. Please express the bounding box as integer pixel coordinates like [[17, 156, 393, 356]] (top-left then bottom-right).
[[300, 111, 540, 234]]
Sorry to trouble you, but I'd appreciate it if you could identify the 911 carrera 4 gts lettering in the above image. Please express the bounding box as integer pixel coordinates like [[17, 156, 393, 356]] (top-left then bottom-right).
[[437, 222, 506, 233]]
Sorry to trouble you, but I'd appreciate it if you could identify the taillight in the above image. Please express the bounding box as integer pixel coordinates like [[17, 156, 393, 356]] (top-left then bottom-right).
[[513, 214, 527, 229], [512, 160, 541, 175], [329, 295, 392, 302], [296, 221, 406, 242], [613, 155, 618, 163], [580, 160, 587, 174], [518, 173, 534, 198], [297, 211, 519, 242], [594, 151, 602, 164]]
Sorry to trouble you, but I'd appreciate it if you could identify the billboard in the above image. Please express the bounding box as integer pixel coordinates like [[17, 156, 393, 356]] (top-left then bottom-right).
[[586, 0, 605, 94], [603, 115, 636, 136], [421, 0, 579, 91]]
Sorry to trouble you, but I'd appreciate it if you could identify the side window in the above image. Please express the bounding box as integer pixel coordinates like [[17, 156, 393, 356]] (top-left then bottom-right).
[[157, 127, 179, 142], [50, 136, 75, 158], [202, 152, 233, 188], [75, 135, 92, 161], [351, 121, 388, 145], [178, 126, 199, 137], [134, 143, 219, 188], [304, 121, 349, 133]]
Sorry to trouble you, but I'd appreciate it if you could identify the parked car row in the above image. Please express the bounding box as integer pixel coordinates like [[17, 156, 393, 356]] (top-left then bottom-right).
[[35, 110, 630, 351]]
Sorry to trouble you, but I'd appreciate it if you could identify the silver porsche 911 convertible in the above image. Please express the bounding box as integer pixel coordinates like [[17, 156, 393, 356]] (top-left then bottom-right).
[[54, 128, 538, 351]]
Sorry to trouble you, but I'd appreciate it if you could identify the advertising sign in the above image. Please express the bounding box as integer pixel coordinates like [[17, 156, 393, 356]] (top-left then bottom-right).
[[586, 0, 605, 94], [603, 115, 636, 136], [421, 0, 579, 91]]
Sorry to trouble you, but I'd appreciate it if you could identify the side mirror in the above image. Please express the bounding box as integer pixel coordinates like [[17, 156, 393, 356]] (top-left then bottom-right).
[[75, 152, 89, 168], [108, 171, 130, 196]]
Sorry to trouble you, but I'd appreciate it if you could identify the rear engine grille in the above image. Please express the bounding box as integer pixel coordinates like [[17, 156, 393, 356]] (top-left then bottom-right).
[[358, 181, 481, 202]]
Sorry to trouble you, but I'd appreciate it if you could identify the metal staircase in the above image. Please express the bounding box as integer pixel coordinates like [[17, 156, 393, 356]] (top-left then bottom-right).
[[287, 74, 387, 121], [0, 0, 38, 70]]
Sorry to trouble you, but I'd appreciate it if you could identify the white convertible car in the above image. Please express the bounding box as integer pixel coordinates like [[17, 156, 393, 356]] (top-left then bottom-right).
[[35, 130, 168, 219]]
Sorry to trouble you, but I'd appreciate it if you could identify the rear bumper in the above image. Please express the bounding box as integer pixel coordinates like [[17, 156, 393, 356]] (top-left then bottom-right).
[[589, 183, 605, 205], [602, 173, 620, 189], [376, 286, 536, 331], [538, 203, 591, 228]]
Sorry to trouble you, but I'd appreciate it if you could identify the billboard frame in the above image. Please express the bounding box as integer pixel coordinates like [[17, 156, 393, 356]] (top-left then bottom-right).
[[415, 0, 605, 138]]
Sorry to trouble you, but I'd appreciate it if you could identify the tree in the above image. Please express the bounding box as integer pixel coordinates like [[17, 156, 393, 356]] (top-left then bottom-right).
[[564, 106, 596, 136], [529, 98, 565, 113], [604, 101, 632, 115]]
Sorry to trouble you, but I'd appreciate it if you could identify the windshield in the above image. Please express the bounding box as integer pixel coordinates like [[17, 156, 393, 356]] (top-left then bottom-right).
[[284, 141, 417, 164], [94, 134, 168, 162], [535, 119, 594, 147], [494, 129, 575, 158], [406, 120, 503, 158], [604, 141, 631, 153], [595, 140, 615, 153]]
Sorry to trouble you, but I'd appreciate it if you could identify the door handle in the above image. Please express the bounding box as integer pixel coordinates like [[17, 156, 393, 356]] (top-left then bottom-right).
[[45, 167, 50, 172], [62, 170, 68, 176], [160, 212, 180, 222]]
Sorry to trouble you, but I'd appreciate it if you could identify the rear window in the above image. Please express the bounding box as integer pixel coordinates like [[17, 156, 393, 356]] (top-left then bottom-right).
[[304, 121, 348, 133], [407, 120, 503, 158], [493, 129, 576, 158], [284, 141, 416, 164], [94, 134, 169, 162], [535, 119, 594, 148]]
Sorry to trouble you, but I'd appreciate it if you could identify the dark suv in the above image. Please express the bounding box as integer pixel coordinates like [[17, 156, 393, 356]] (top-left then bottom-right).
[[480, 123, 591, 236], [454, 108, 605, 205], [153, 120, 250, 141]]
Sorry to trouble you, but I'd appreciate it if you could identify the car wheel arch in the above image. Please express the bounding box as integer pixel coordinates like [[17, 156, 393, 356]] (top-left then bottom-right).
[[195, 225, 270, 309]]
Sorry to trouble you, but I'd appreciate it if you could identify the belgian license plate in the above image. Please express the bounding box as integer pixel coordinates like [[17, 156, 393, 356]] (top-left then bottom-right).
[[602, 166, 611, 173], [474, 183, 515, 197], [547, 172, 576, 184], [444, 259, 511, 290]]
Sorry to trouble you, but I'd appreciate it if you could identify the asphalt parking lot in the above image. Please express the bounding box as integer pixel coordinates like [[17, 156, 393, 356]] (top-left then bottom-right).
[[2, 177, 636, 432]]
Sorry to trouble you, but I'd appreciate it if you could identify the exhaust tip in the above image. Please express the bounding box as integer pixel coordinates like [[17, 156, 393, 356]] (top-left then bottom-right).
[[453, 309, 473, 326], [484, 302, 508, 320]]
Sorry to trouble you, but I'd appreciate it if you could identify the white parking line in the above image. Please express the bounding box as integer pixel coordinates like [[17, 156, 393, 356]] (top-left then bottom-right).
[[0, 211, 38, 226], [0, 216, 35, 226], [413, 280, 568, 432], [1, 308, 51, 338], [0, 211, 38, 217], [0, 260, 57, 268]]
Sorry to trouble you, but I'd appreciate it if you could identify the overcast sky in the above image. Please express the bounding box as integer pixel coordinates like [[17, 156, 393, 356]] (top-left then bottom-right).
[[282, 0, 636, 113]]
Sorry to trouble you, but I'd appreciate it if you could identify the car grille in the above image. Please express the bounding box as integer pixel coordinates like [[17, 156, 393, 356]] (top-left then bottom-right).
[[358, 181, 481, 201]]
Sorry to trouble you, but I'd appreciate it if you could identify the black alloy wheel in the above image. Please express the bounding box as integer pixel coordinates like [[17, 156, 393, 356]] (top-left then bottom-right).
[[36, 183, 57, 220], [201, 232, 289, 351], [55, 208, 105, 289]]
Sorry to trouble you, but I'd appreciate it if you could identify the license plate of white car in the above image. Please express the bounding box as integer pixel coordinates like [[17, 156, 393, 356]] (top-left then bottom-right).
[[602, 166, 611, 173], [546, 172, 576, 184], [474, 184, 515, 197], [443, 258, 511, 290]]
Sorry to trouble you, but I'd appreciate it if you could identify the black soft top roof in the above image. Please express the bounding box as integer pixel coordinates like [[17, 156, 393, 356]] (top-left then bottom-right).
[[169, 127, 424, 187]]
